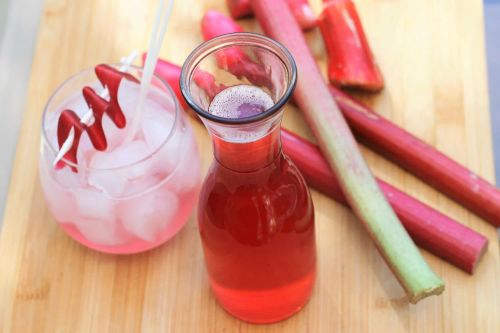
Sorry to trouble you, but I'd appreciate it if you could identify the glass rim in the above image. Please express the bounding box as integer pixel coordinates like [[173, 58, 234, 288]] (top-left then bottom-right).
[[41, 64, 181, 172], [180, 32, 297, 125]]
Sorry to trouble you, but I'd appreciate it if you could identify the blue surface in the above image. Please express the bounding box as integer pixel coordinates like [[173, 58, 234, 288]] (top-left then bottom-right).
[[485, 0, 500, 183]]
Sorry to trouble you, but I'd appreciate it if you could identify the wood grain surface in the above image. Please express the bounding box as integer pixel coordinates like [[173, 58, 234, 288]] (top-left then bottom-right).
[[1, 0, 499, 332]]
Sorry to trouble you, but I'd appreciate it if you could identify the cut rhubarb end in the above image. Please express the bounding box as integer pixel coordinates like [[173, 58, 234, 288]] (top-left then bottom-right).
[[318, 0, 384, 92], [409, 284, 445, 304], [470, 243, 489, 274], [226, 0, 253, 19], [251, 0, 443, 301]]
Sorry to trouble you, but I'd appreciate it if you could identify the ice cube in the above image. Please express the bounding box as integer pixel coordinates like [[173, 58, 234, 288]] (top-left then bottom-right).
[[88, 150, 128, 197], [147, 83, 176, 111], [87, 169, 128, 197], [47, 195, 76, 224], [89, 140, 151, 184], [142, 108, 175, 148], [74, 187, 116, 221], [51, 165, 82, 189], [72, 169, 130, 247], [39, 161, 76, 223], [142, 111, 181, 174], [43, 112, 60, 149], [122, 175, 161, 197], [167, 129, 201, 192], [113, 140, 152, 180], [119, 187, 179, 242], [63, 92, 90, 118], [73, 216, 130, 246], [101, 115, 127, 150], [117, 78, 141, 119]]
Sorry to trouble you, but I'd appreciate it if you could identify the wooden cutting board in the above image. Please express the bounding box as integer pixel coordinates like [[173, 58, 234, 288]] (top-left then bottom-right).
[[1, 0, 499, 332]]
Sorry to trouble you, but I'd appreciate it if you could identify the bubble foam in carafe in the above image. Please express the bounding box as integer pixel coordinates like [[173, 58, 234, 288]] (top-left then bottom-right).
[[208, 85, 275, 143]]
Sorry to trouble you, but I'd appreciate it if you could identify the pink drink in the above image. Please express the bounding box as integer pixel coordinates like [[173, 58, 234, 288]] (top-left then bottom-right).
[[198, 85, 316, 322], [39, 66, 201, 254]]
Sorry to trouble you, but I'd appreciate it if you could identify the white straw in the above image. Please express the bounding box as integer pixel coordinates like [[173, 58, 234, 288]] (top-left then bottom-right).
[[123, 0, 174, 142], [53, 51, 138, 166]]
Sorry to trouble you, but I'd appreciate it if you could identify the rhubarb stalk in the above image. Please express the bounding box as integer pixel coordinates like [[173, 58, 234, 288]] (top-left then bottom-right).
[[202, 10, 272, 90], [251, 0, 444, 302], [281, 130, 488, 274], [318, 0, 384, 91], [151, 56, 488, 274], [143, 54, 188, 110], [227, 0, 316, 31], [330, 86, 500, 228]]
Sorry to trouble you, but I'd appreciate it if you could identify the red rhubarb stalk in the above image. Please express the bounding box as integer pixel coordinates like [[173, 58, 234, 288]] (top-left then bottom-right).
[[146, 56, 224, 104], [142, 54, 188, 110], [151, 56, 489, 273], [318, 0, 384, 91], [226, 0, 316, 31], [147, 53, 226, 111], [281, 130, 488, 274], [202, 10, 272, 90], [251, 0, 444, 302], [192, 69, 226, 99], [330, 86, 500, 228], [202, 9, 244, 38]]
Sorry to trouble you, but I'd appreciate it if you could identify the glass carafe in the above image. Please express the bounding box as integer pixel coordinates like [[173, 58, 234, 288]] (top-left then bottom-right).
[[181, 33, 316, 323]]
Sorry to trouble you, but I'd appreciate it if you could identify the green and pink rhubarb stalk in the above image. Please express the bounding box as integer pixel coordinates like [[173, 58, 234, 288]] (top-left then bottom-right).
[[251, 0, 444, 302]]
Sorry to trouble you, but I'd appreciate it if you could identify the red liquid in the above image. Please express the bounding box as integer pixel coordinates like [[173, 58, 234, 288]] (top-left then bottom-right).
[[198, 146, 316, 323]]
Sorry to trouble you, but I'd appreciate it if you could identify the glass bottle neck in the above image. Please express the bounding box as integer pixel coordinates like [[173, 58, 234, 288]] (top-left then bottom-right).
[[212, 125, 281, 172], [203, 112, 283, 172]]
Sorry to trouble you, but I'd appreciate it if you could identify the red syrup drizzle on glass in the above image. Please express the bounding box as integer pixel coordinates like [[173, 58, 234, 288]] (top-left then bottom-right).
[[55, 65, 138, 171]]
